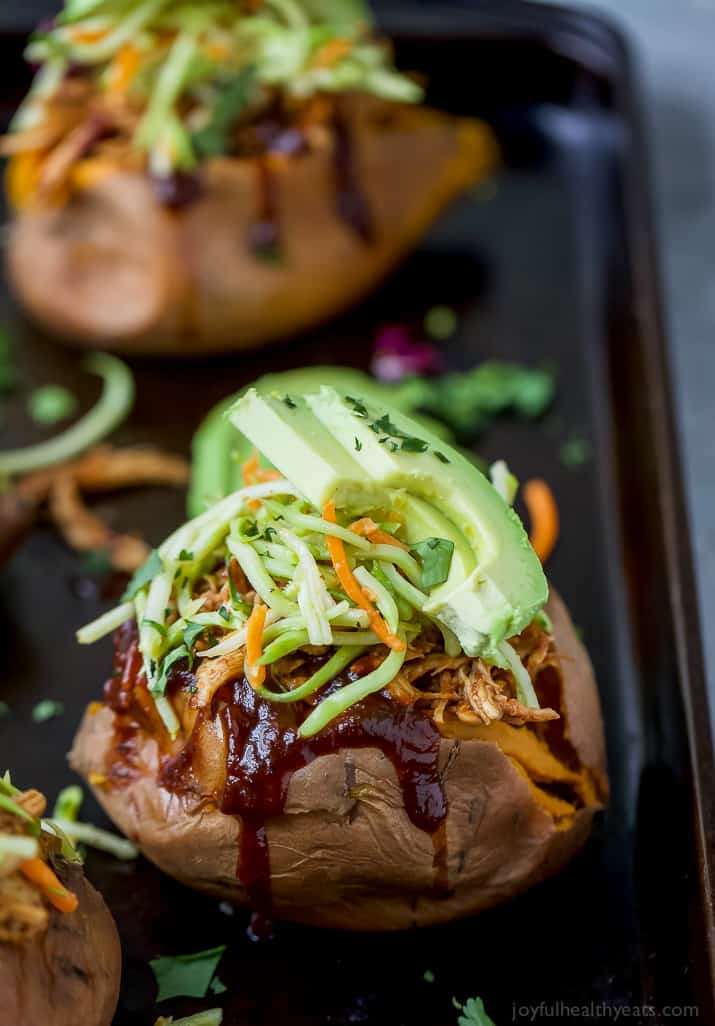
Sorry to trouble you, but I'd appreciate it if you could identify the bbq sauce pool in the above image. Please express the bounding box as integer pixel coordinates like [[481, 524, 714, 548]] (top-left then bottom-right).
[[107, 626, 449, 917]]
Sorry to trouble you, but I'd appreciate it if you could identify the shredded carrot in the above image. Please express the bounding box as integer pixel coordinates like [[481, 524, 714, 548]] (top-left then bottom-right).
[[311, 37, 352, 68], [523, 479, 559, 563], [323, 502, 405, 652], [242, 449, 280, 508], [20, 858, 78, 914], [108, 44, 140, 94], [242, 449, 281, 487], [69, 27, 108, 44], [241, 450, 260, 487], [348, 517, 409, 551], [245, 602, 267, 689]]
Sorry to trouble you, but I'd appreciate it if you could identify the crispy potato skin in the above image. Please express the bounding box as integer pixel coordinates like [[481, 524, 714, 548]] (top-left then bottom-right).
[[70, 592, 607, 930], [0, 861, 121, 1026], [7, 99, 495, 356]]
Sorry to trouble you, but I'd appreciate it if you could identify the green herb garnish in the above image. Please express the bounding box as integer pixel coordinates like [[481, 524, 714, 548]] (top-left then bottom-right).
[[411, 537, 454, 590], [455, 996, 496, 1026], [122, 549, 163, 601], [28, 384, 77, 426], [152, 646, 189, 697], [178, 549, 195, 562], [150, 945, 226, 1002], [354, 437, 362, 452], [282, 395, 297, 409], [32, 699, 65, 723], [345, 396, 368, 418]]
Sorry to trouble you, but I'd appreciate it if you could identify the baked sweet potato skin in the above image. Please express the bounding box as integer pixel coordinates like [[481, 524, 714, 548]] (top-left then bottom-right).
[[70, 592, 607, 930], [0, 860, 121, 1026], [7, 98, 495, 356]]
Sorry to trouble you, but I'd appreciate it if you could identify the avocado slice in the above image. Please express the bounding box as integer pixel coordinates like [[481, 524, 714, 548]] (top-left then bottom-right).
[[230, 387, 547, 655], [188, 366, 453, 516]]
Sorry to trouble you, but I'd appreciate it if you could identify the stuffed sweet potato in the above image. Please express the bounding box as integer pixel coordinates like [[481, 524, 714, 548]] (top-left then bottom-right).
[[71, 386, 607, 929], [0, 780, 121, 1026], [3, 1, 495, 356]]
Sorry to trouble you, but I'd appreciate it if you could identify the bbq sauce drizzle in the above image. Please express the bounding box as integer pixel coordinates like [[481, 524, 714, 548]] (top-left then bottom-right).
[[107, 624, 449, 916]]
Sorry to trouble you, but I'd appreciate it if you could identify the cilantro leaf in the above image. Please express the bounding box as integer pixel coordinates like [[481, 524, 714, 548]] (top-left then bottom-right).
[[411, 537, 454, 590], [28, 384, 77, 426], [193, 68, 256, 158], [178, 549, 195, 562], [457, 996, 496, 1026], [32, 699, 65, 723], [122, 550, 163, 601], [183, 622, 207, 650], [150, 944, 226, 1002], [151, 646, 190, 697]]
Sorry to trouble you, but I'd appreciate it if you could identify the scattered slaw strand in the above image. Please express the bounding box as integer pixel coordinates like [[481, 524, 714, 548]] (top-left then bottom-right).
[[77, 600, 134, 645], [52, 818, 138, 860], [0, 835, 39, 862], [523, 478, 559, 564], [0, 353, 134, 477], [323, 500, 405, 652], [256, 645, 365, 704], [298, 636, 407, 738], [499, 640, 539, 709]]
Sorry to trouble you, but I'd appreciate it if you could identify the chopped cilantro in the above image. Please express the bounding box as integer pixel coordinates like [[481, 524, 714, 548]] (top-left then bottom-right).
[[456, 996, 496, 1026], [28, 384, 77, 426], [122, 550, 163, 601], [32, 699, 64, 723], [424, 304, 457, 340], [560, 436, 591, 468], [150, 944, 226, 1002], [396, 360, 555, 440], [345, 395, 368, 418], [178, 549, 195, 562], [218, 606, 231, 622], [192, 68, 256, 158], [400, 435, 428, 453], [412, 537, 454, 590], [151, 646, 189, 697], [282, 395, 297, 409], [434, 450, 450, 464], [354, 437, 362, 452], [262, 526, 276, 541], [183, 621, 207, 651]]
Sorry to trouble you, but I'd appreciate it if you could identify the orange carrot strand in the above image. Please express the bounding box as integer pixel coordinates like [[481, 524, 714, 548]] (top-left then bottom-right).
[[245, 603, 267, 689], [323, 503, 405, 652], [523, 479, 559, 564], [348, 517, 409, 551], [20, 858, 78, 914]]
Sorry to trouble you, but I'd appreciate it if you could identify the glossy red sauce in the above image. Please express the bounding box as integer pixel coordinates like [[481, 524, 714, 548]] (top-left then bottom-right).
[[105, 623, 449, 917]]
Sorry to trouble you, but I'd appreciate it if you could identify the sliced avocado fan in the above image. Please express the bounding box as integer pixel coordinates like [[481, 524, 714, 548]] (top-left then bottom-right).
[[230, 386, 547, 659], [188, 366, 453, 517]]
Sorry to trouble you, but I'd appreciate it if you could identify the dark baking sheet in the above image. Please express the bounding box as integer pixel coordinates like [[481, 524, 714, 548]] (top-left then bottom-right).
[[1, 2, 713, 1024]]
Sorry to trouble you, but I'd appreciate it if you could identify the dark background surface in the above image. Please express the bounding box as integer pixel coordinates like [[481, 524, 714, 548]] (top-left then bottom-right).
[[0, 4, 713, 1026]]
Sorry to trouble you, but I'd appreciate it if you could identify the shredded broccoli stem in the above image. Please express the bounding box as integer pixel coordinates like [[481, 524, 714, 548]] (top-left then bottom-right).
[[256, 645, 365, 704], [298, 636, 407, 738], [0, 353, 134, 477]]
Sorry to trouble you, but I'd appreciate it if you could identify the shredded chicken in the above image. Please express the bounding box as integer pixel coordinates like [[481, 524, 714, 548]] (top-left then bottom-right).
[[5, 445, 189, 572], [0, 790, 51, 943], [181, 572, 560, 729], [0, 874, 48, 943]]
